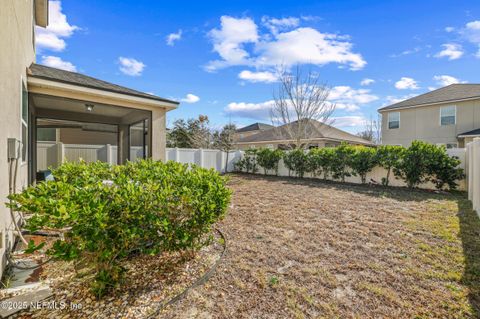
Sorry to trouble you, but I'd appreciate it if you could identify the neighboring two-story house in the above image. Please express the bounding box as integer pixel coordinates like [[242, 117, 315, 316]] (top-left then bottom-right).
[[0, 0, 178, 279], [379, 84, 480, 148]]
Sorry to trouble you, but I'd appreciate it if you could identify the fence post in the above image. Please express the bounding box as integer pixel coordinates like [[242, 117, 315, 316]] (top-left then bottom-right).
[[198, 149, 204, 168], [57, 142, 65, 166], [106, 144, 112, 165], [473, 138, 480, 213], [174, 147, 180, 162]]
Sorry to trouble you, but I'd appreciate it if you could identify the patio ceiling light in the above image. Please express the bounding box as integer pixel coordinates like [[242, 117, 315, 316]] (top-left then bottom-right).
[[85, 103, 95, 112]]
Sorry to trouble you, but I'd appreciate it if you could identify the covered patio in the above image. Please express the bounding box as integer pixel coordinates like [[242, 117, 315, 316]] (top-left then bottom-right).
[[26, 64, 178, 182]]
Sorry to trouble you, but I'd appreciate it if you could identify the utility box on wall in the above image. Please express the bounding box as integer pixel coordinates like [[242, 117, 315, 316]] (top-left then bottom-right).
[[7, 138, 22, 160]]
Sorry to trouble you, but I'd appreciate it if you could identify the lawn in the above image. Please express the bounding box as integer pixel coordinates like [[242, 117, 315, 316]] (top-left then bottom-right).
[[163, 174, 480, 318]]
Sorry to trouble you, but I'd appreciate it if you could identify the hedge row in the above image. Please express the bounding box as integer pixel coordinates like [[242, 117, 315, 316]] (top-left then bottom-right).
[[8, 160, 231, 297], [234, 141, 464, 190]]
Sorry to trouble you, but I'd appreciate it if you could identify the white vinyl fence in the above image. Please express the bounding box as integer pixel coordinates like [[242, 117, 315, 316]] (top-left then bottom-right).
[[467, 138, 480, 213], [165, 148, 242, 173], [37, 142, 144, 170], [38, 144, 477, 211]]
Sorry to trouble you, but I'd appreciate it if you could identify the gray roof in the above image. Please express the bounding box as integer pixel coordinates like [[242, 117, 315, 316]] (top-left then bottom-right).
[[236, 119, 373, 145], [236, 122, 274, 133], [379, 84, 480, 111], [458, 128, 480, 137], [29, 64, 179, 104]]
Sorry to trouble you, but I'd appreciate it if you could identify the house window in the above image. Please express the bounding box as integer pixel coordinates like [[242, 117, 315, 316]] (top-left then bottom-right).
[[440, 105, 456, 126], [21, 80, 28, 162], [446, 143, 458, 149], [388, 112, 400, 129]]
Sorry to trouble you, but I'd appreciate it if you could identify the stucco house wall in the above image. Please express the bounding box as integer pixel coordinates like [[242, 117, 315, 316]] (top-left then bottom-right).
[[0, 0, 37, 279], [381, 99, 480, 147]]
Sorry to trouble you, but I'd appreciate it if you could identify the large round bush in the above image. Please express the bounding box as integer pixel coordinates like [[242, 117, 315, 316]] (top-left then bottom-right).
[[8, 159, 231, 297]]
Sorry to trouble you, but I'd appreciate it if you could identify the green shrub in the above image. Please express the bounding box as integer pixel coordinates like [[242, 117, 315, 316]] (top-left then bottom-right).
[[426, 145, 464, 190], [330, 143, 356, 182], [376, 145, 404, 186], [350, 147, 378, 184], [256, 148, 283, 175], [283, 149, 309, 178], [8, 160, 231, 297], [307, 148, 335, 179]]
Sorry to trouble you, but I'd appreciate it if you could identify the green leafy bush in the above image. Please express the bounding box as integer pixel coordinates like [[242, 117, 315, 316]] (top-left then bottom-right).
[[307, 148, 335, 179], [283, 149, 309, 178], [8, 160, 231, 297], [256, 148, 283, 175], [426, 145, 464, 190], [376, 145, 404, 186], [393, 140, 464, 189], [329, 143, 356, 182], [350, 147, 378, 184]]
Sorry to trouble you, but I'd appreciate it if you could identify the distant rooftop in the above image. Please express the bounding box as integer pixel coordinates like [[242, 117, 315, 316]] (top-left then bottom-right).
[[28, 64, 179, 105], [379, 84, 480, 112], [236, 122, 274, 133], [458, 128, 480, 137], [236, 119, 372, 145]]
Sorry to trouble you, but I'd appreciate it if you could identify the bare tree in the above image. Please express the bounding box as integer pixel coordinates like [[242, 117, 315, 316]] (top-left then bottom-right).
[[270, 65, 335, 149], [357, 115, 381, 144]]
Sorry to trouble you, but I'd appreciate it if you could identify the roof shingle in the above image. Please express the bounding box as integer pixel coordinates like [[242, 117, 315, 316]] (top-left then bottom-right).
[[236, 119, 372, 145], [378, 84, 480, 112], [236, 122, 274, 133], [28, 64, 179, 104]]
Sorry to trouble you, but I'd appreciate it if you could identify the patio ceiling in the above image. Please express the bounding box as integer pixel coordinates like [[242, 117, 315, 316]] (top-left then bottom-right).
[[32, 93, 151, 126]]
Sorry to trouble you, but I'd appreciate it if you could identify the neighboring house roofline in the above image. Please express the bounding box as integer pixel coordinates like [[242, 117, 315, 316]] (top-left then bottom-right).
[[235, 137, 373, 146], [378, 84, 480, 113], [458, 128, 480, 138], [236, 122, 274, 133], [378, 96, 480, 113], [29, 64, 180, 106]]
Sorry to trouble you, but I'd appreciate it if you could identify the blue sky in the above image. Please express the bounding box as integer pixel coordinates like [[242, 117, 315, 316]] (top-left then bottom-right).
[[36, 0, 480, 132]]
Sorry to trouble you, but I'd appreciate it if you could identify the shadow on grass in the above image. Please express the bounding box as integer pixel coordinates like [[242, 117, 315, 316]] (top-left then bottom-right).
[[228, 172, 460, 203], [457, 199, 480, 315]]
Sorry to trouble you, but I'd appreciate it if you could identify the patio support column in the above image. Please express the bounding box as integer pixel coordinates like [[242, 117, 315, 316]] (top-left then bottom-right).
[[151, 109, 166, 161], [118, 124, 129, 164]]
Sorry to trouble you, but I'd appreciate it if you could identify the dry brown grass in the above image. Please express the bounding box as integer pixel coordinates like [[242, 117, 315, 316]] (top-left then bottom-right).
[[163, 174, 480, 319]]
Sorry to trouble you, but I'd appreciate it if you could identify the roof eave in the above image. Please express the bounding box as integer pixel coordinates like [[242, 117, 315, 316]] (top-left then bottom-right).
[[34, 0, 49, 27], [28, 76, 179, 111], [378, 96, 480, 113]]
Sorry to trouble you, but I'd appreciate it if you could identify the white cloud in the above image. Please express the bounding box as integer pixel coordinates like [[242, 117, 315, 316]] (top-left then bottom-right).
[[118, 57, 145, 76], [255, 28, 366, 70], [166, 30, 182, 46], [328, 86, 378, 112], [331, 116, 366, 128], [35, 1, 78, 51], [261, 16, 300, 34], [206, 16, 259, 71], [181, 93, 200, 103], [445, 26, 455, 33], [206, 16, 366, 72], [433, 75, 465, 86], [434, 43, 464, 60], [40, 56, 77, 72], [225, 100, 275, 120], [463, 20, 480, 44], [395, 77, 419, 90], [360, 78, 375, 86], [238, 70, 277, 83], [224, 85, 377, 120], [383, 94, 417, 106]]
